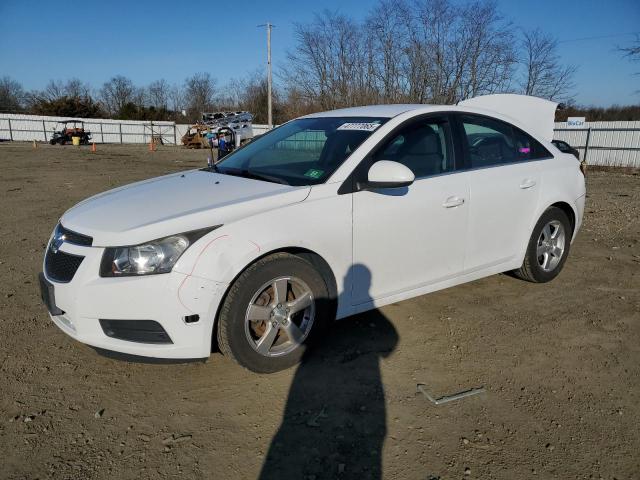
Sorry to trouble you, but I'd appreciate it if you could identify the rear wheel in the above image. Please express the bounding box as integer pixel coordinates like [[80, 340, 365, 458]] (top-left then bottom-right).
[[216, 253, 331, 373], [513, 207, 572, 283]]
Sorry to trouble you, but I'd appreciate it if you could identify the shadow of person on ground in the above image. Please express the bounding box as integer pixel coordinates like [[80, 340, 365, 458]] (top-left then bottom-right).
[[259, 264, 398, 480]]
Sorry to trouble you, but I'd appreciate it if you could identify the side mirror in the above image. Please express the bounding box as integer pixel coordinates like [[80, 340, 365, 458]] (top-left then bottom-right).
[[365, 160, 415, 189]]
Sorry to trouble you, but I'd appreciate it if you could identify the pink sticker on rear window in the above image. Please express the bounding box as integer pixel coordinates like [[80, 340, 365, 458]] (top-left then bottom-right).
[[519, 147, 531, 153]]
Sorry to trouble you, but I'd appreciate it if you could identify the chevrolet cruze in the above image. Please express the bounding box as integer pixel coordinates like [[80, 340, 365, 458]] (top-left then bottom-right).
[[39, 94, 586, 373]]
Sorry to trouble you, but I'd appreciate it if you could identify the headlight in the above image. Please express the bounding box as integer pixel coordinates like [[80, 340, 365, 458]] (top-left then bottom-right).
[[100, 227, 220, 277]]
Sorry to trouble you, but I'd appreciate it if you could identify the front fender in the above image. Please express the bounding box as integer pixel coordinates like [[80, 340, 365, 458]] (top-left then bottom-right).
[[172, 184, 353, 315]]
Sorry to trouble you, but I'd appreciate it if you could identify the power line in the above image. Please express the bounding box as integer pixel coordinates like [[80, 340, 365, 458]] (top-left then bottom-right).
[[558, 31, 639, 44]]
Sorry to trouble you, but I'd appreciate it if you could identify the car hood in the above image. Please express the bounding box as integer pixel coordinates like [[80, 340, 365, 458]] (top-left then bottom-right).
[[61, 170, 310, 246]]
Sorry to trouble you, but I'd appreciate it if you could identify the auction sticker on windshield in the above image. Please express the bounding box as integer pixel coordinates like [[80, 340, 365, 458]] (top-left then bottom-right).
[[304, 169, 324, 179], [337, 122, 381, 132]]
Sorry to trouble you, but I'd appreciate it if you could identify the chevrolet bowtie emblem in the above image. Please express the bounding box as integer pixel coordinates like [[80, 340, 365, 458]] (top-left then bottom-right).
[[50, 228, 66, 254]]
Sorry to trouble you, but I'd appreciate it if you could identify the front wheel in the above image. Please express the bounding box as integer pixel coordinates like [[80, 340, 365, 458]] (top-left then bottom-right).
[[216, 253, 331, 373], [512, 207, 572, 283]]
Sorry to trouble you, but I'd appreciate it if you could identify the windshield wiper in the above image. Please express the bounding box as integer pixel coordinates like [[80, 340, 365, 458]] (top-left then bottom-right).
[[217, 168, 289, 185]]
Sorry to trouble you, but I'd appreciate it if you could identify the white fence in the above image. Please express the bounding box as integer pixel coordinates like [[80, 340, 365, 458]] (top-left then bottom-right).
[[0, 113, 272, 145], [0, 113, 179, 144], [1, 113, 637, 167], [553, 121, 640, 168]]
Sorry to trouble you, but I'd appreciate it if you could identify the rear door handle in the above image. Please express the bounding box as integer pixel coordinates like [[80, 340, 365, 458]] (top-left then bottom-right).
[[442, 196, 465, 208], [520, 179, 537, 189]]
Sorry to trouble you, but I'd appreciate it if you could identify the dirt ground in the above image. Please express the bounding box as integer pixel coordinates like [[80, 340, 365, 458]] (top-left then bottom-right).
[[0, 142, 638, 480]]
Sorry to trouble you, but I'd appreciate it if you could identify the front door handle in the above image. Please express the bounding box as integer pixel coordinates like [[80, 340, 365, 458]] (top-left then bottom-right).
[[520, 179, 537, 189], [442, 196, 465, 208]]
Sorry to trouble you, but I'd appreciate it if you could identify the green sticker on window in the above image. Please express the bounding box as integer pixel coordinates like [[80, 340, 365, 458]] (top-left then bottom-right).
[[304, 169, 324, 179]]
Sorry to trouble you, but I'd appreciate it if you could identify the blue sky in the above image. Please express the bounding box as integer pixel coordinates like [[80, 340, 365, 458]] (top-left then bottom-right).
[[1, 0, 638, 106]]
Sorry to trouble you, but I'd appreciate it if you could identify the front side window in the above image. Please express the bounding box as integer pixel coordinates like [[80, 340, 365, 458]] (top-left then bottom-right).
[[214, 117, 388, 186], [372, 119, 453, 178]]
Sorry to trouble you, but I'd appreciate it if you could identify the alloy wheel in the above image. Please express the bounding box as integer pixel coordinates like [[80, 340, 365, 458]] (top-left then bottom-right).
[[244, 276, 315, 357], [536, 220, 566, 272]]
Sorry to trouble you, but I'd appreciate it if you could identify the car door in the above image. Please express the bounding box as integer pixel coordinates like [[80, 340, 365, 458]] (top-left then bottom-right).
[[456, 113, 547, 272], [351, 115, 469, 304]]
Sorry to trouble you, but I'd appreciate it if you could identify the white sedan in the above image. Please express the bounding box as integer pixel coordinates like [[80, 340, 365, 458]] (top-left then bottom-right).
[[40, 94, 586, 373]]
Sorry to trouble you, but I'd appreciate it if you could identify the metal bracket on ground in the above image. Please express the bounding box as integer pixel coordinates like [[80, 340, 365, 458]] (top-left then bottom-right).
[[416, 383, 486, 405]]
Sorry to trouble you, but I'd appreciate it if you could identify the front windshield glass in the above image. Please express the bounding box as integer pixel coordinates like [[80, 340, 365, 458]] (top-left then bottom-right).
[[214, 117, 388, 186]]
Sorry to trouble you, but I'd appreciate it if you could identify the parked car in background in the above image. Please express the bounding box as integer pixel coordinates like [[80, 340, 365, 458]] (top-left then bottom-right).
[[552, 139, 580, 159], [40, 94, 586, 373]]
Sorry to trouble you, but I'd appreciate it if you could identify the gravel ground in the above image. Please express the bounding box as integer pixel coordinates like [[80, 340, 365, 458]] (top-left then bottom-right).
[[0, 142, 638, 480]]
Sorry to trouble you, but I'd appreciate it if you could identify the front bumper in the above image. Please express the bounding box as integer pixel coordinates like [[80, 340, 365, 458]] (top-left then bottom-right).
[[40, 242, 227, 359]]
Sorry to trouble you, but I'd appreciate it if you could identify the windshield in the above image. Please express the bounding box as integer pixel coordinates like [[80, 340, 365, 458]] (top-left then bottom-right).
[[214, 117, 388, 186]]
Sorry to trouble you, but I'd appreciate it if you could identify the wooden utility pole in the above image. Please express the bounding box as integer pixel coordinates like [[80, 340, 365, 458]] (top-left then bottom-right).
[[258, 23, 274, 129]]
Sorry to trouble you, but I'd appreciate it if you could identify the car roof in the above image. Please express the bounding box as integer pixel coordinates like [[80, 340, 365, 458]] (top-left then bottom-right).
[[302, 104, 443, 119], [301, 99, 555, 143]]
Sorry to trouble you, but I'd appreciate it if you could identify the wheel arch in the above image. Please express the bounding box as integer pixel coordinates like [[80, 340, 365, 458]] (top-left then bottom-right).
[[549, 201, 576, 237], [516, 198, 579, 269], [211, 246, 339, 352]]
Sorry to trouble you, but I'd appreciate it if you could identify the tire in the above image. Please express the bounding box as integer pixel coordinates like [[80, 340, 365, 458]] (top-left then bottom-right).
[[217, 253, 331, 373], [512, 207, 572, 283]]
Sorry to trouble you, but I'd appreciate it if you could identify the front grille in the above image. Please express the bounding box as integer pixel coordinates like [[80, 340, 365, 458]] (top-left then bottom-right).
[[58, 224, 93, 246], [45, 249, 84, 283]]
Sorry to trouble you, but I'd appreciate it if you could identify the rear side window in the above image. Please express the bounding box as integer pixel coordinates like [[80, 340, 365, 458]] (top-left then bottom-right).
[[514, 128, 552, 160], [461, 115, 551, 168], [461, 115, 516, 168]]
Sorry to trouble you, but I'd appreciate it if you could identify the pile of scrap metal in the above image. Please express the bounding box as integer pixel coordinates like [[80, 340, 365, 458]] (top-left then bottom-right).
[[181, 123, 213, 149], [202, 111, 252, 127], [181, 111, 254, 149], [202, 111, 254, 142]]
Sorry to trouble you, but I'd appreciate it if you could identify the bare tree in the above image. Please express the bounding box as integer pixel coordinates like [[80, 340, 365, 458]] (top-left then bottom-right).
[[619, 33, 640, 62], [184, 72, 217, 120], [99, 75, 136, 116], [0, 76, 26, 112], [225, 77, 246, 108], [64, 78, 91, 99], [618, 34, 640, 92], [365, 0, 410, 102], [38, 78, 91, 101], [168, 83, 186, 118], [147, 79, 170, 110], [409, 0, 460, 103], [226, 72, 284, 123], [456, 0, 516, 100], [284, 10, 373, 110], [40, 80, 65, 102], [283, 0, 517, 109], [519, 28, 576, 101]]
